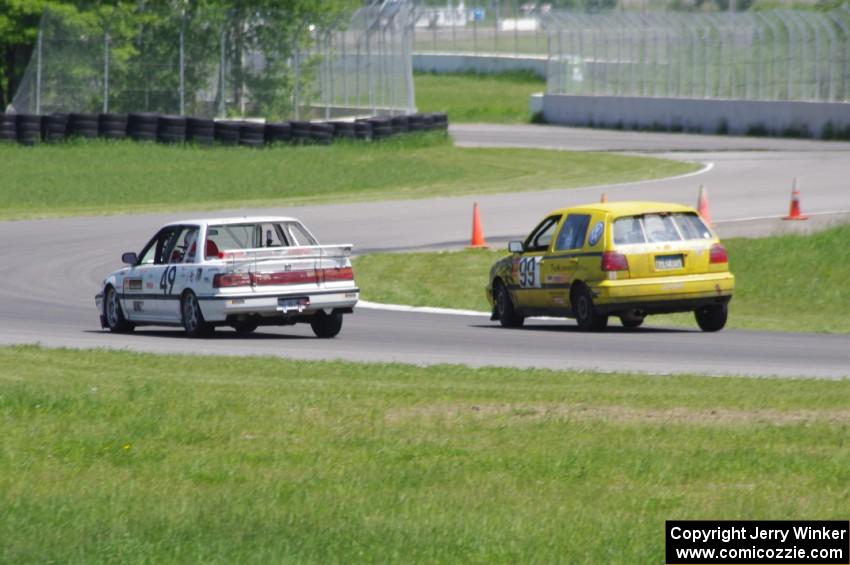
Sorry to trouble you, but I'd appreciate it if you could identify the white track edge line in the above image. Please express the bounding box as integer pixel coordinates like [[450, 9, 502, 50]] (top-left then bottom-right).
[[715, 209, 850, 224], [357, 300, 565, 321], [358, 300, 490, 317], [545, 161, 714, 195]]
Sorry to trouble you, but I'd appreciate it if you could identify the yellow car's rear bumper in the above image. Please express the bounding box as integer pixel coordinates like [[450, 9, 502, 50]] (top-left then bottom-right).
[[591, 272, 734, 314]]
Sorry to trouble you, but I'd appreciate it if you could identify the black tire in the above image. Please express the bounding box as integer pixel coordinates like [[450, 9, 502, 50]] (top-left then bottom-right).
[[329, 121, 355, 138], [214, 121, 241, 145], [129, 131, 157, 142], [0, 114, 17, 141], [239, 122, 265, 147], [67, 113, 99, 139], [16, 114, 42, 145], [619, 315, 645, 329], [98, 113, 127, 139], [265, 121, 291, 144], [232, 320, 259, 334], [181, 291, 214, 337], [310, 123, 334, 144], [390, 115, 409, 134], [186, 117, 214, 145], [354, 121, 372, 140], [310, 131, 332, 145], [695, 303, 728, 332], [371, 126, 393, 139], [494, 280, 524, 328], [42, 114, 68, 142], [157, 115, 186, 143], [104, 285, 135, 333], [128, 112, 159, 129], [310, 311, 343, 338], [157, 132, 185, 144], [573, 285, 608, 332], [289, 120, 311, 132]]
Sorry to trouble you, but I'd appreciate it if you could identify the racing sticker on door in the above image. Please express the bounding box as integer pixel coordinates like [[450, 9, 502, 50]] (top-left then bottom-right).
[[518, 256, 542, 288]]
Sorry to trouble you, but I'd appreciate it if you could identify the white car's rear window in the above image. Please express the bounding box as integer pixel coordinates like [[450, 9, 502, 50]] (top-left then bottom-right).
[[613, 213, 712, 245], [207, 221, 318, 251]]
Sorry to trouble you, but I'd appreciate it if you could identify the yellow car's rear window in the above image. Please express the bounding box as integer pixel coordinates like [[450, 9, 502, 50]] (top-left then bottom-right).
[[613, 212, 712, 245]]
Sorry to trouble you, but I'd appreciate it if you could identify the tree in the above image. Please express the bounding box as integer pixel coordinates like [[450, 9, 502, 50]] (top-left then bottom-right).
[[2, 0, 358, 114]]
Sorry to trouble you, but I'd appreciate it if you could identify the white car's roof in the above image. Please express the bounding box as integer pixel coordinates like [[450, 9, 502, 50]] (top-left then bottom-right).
[[162, 216, 301, 228]]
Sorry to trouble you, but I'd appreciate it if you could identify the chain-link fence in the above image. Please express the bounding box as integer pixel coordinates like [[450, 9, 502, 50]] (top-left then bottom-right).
[[10, 1, 416, 119], [413, 1, 549, 57], [546, 8, 850, 102]]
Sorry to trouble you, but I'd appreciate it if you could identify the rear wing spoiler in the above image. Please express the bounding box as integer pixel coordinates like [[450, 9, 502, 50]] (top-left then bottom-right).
[[215, 244, 353, 262]]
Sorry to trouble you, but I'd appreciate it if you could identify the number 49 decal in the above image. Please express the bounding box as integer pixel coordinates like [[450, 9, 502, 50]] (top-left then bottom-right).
[[160, 266, 177, 294], [518, 256, 541, 288]]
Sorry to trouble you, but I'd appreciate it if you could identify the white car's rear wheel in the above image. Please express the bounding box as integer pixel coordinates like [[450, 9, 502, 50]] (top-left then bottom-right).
[[181, 291, 213, 338], [311, 311, 343, 338], [104, 285, 134, 333]]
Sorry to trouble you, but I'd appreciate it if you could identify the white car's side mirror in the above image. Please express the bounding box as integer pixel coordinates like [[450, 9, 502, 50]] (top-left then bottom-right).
[[121, 252, 138, 265], [508, 241, 523, 253]]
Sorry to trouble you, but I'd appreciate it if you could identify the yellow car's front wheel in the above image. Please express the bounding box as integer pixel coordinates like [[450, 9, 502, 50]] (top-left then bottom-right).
[[494, 281, 524, 329]]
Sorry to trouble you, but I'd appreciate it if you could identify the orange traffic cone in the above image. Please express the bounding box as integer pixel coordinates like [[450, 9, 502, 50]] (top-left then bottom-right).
[[468, 202, 488, 248], [696, 184, 712, 226], [600, 193, 608, 203], [783, 178, 808, 220]]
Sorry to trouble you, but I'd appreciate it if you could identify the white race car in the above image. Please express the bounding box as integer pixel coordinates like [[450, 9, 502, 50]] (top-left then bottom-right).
[[95, 216, 359, 338]]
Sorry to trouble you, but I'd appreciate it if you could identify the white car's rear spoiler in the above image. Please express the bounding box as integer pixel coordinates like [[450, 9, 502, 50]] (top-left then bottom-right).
[[215, 244, 353, 262]]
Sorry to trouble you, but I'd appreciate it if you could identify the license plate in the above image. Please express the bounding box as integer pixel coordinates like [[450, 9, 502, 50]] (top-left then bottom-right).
[[655, 254, 683, 270], [277, 297, 309, 313]]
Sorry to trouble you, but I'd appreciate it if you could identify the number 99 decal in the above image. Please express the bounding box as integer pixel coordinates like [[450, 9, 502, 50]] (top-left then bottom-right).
[[518, 257, 541, 288]]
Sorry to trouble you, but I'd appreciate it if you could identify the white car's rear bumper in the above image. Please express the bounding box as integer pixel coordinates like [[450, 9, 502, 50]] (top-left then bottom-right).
[[198, 288, 360, 322]]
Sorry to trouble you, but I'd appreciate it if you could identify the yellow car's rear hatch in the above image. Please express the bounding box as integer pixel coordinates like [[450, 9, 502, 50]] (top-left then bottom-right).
[[608, 212, 727, 279]]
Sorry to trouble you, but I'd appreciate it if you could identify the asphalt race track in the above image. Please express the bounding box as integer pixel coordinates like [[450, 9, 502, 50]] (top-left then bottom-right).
[[1, 125, 848, 378]]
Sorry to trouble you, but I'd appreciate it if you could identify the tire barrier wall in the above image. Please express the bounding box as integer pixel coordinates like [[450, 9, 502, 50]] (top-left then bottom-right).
[[0, 112, 448, 147]]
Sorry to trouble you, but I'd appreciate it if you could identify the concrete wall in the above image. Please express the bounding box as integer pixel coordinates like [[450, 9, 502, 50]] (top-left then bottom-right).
[[413, 53, 547, 78], [541, 94, 850, 139]]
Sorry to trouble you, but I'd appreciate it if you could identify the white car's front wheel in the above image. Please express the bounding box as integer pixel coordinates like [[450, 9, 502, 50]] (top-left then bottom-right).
[[181, 291, 213, 338], [104, 285, 134, 333]]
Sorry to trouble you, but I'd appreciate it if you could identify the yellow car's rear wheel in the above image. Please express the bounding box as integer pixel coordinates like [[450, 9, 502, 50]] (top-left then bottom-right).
[[573, 285, 608, 332], [695, 304, 728, 332]]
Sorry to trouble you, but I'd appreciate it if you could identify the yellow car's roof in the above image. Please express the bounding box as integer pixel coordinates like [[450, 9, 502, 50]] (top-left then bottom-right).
[[547, 201, 697, 218]]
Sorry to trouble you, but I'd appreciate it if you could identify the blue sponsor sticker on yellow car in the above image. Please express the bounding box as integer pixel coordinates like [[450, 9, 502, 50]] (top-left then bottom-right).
[[588, 221, 604, 246]]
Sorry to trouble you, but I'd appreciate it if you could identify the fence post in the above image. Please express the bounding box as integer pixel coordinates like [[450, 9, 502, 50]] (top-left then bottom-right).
[[828, 12, 848, 102], [513, 0, 519, 57], [36, 25, 43, 114], [103, 29, 110, 113], [293, 46, 301, 120], [494, 0, 500, 53], [473, 3, 478, 54], [325, 31, 332, 121], [219, 26, 226, 117], [405, 10, 416, 113], [179, 15, 185, 115]]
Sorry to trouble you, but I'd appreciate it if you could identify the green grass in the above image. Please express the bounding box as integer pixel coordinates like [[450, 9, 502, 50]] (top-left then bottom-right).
[[0, 135, 694, 220], [353, 223, 850, 333], [414, 71, 546, 123], [2, 345, 849, 563]]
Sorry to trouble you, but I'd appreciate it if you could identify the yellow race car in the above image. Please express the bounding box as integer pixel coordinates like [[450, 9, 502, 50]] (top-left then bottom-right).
[[486, 202, 735, 332]]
